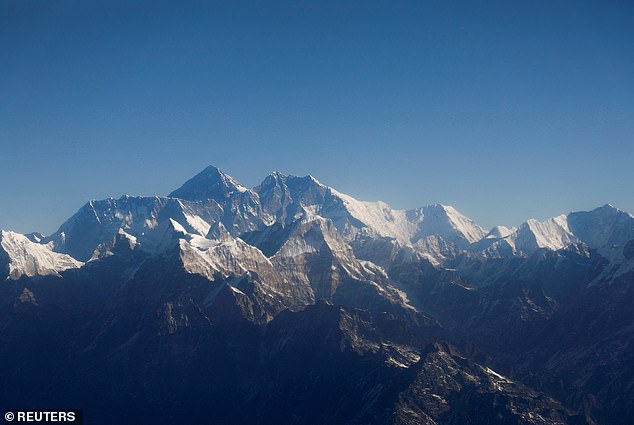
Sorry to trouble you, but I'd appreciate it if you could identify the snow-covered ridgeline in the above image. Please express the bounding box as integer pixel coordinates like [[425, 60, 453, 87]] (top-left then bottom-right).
[[2, 165, 633, 281], [0, 231, 83, 280]]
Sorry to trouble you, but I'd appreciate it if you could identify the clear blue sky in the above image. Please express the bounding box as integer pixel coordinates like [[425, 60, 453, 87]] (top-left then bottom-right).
[[1, 0, 633, 234]]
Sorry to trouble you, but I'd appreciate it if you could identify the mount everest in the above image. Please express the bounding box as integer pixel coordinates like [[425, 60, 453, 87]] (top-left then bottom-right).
[[2, 165, 632, 283], [1, 165, 633, 425]]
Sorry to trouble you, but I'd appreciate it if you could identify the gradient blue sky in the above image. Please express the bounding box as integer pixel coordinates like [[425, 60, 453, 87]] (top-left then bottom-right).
[[1, 0, 633, 234]]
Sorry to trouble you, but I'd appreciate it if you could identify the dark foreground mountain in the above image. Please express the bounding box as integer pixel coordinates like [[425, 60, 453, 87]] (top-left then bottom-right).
[[1, 165, 632, 424]]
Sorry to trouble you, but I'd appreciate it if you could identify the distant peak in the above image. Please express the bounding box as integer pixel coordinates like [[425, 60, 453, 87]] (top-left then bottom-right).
[[168, 165, 248, 201], [425, 203, 450, 210], [415, 203, 486, 244], [570, 203, 633, 221], [254, 171, 287, 193], [256, 171, 327, 195], [598, 203, 618, 211], [307, 175, 322, 185], [202, 164, 221, 172], [195, 165, 229, 182], [289, 174, 326, 188], [422, 204, 457, 216], [486, 225, 516, 239], [265, 170, 288, 183]]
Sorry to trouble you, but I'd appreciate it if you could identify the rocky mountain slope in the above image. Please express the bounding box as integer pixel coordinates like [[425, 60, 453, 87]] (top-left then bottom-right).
[[1, 165, 633, 424]]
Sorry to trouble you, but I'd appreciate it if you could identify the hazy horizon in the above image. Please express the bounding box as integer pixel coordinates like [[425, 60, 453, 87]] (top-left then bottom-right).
[[2, 0, 633, 234]]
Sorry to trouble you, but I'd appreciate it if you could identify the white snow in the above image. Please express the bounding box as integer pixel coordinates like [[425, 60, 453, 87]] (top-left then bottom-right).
[[437, 204, 485, 243], [412, 204, 487, 244], [483, 366, 512, 382], [233, 183, 248, 193], [177, 229, 274, 283], [328, 189, 486, 248], [329, 188, 417, 244], [524, 214, 577, 250], [486, 225, 516, 239], [440, 204, 487, 243], [168, 218, 188, 235], [188, 234, 220, 250], [228, 285, 246, 295], [1, 230, 84, 280], [182, 211, 211, 236]]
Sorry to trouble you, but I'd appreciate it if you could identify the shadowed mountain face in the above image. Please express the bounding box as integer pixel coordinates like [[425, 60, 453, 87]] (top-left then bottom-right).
[[169, 165, 249, 201], [1, 165, 633, 425]]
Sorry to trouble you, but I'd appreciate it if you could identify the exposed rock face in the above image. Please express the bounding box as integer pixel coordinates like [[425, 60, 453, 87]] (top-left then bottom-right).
[[394, 343, 588, 425], [1, 165, 632, 424], [623, 239, 634, 260]]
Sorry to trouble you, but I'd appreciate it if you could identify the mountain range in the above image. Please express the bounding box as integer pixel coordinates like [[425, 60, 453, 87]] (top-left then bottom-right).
[[1, 165, 633, 424]]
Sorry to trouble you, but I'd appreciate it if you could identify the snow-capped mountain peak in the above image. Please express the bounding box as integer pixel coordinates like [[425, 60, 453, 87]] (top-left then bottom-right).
[[567, 204, 634, 260], [256, 173, 486, 256], [0, 230, 84, 280], [169, 165, 248, 201], [521, 214, 577, 251], [410, 204, 487, 246], [4, 165, 632, 284], [486, 225, 516, 239]]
